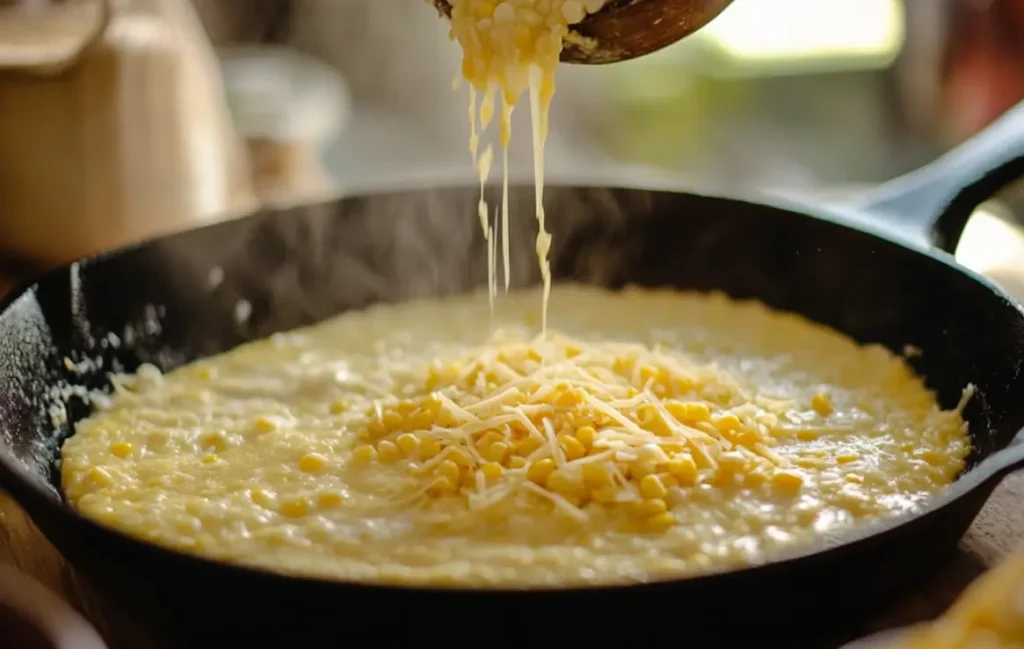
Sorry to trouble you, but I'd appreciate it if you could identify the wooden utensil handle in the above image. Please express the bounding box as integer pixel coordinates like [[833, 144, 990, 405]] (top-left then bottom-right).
[[0, 564, 107, 649]]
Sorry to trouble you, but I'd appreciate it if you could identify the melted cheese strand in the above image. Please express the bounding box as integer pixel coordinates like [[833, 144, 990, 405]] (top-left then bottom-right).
[[529, 66, 552, 334]]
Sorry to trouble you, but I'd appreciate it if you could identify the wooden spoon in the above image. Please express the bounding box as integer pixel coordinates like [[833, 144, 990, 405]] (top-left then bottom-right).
[[428, 0, 734, 64]]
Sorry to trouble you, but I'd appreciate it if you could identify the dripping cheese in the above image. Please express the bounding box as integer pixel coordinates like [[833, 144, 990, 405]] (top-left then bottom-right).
[[60, 286, 971, 587], [448, 0, 609, 328]]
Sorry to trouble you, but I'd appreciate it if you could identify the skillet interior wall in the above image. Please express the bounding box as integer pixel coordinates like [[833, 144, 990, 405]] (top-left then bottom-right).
[[1, 186, 1023, 500]]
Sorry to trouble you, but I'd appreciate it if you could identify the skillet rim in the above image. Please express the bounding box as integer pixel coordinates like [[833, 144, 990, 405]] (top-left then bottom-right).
[[1, 181, 1024, 596]]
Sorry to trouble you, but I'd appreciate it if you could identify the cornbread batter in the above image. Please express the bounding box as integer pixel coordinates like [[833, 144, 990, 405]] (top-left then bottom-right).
[[60, 285, 970, 586]]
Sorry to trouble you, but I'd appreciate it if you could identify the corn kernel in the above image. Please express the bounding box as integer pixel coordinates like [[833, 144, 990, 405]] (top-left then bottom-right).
[[559, 434, 587, 461], [199, 431, 228, 452], [475, 431, 504, 450], [771, 469, 805, 492], [438, 459, 461, 484], [639, 474, 668, 499], [645, 511, 677, 531], [718, 451, 747, 472], [581, 463, 612, 488], [395, 433, 420, 455], [351, 445, 379, 463], [811, 393, 834, 416], [836, 452, 858, 464], [420, 437, 442, 459], [377, 440, 401, 462], [713, 414, 741, 433], [633, 498, 668, 516], [480, 461, 504, 481], [280, 498, 309, 518], [329, 399, 350, 414], [590, 486, 617, 503], [507, 455, 527, 469], [481, 441, 510, 463], [544, 470, 581, 496], [448, 447, 471, 467], [515, 436, 543, 457], [201, 454, 218, 464], [298, 453, 327, 473], [527, 458, 556, 484], [429, 476, 458, 495], [250, 488, 276, 509], [317, 492, 344, 509], [667, 402, 711, 422], [575, 425, 596, 448], [109, 441, 133, 458], [251, 416, 278, 434]]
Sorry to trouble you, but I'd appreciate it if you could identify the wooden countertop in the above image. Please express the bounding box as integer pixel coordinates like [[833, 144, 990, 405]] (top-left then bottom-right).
[[1, 213, 1024, 648]]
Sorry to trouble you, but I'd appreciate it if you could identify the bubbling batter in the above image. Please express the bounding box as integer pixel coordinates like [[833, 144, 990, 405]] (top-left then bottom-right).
[[60, 285, 970, 586]]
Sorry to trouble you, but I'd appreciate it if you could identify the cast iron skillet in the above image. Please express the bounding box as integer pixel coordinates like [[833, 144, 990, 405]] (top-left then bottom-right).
[[3, 103, 1024, 648]]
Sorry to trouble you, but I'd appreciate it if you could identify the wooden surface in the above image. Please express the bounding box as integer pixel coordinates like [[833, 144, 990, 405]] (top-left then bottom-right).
[[1, 262, 1023, 648]]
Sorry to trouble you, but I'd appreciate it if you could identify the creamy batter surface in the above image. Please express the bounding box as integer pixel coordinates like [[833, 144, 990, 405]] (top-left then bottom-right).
[[60, 285, 970, 586]]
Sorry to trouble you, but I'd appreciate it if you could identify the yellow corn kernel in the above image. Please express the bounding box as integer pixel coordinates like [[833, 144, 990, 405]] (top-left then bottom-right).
[[717, 451, 747, 472], [376, 440, 401, 462], [429, 476, 458, 495], [317, 492, 344, 509], [479, 461, 504, 481], [590, 486, 617, 503], [645, 511, 677, 531], [639, 473, 668, 499], [797, 429, 820, 441], [437, 459, 461, 484], [744, 470, 768, 487], [298, 453, 327, 473], [460, 469, 476, 488], [667, 401, 711, 422], [811, 392, 834, 416], [581, 463, 612, 488], [544, 470, 581, 496], [447, 446, 471, 467], [351, 445, 379, 463], [713, 413, 741, 433], [558, 434, 587, 461], [836, 452, 858, 464], [554, 388, 581, 407], [574, 425, 596, 448], [507, 455, 527, 469], [249, 488, 276, 509], [632, 498, 668, 517], [417, 438, 441, 460], [251, 416, 278, 434], [475, 431, 504, 450], [199, 431, 227, 452], [109, 441, 133, 458], [771, 469, 805, 492], [515, 436, 543, 457], [481, 441, 510, 463], [201, 454, 218, 464], [329, 399, 350, 414], [527, 458, 556, 484], [395, 433, 420, 455], [280, 498, 309, 518]]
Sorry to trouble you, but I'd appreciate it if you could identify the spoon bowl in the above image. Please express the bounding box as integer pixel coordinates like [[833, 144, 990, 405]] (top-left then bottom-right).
[[429, 0, 735, 64]]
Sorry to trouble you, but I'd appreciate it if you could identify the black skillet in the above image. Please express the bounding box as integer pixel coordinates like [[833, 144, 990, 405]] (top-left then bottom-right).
[[3, 102, 1024, 648]]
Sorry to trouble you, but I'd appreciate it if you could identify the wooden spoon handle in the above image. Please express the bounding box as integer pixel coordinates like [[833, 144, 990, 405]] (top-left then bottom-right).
[[0, 564, 108, 649]]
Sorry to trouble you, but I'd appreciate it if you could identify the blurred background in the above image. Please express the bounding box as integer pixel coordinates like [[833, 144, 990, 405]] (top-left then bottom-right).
[[1, 0, 1024, 287]]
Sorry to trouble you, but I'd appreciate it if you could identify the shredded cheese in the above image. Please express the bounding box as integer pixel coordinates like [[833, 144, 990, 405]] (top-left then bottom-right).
[[350, 331, 858, 528]]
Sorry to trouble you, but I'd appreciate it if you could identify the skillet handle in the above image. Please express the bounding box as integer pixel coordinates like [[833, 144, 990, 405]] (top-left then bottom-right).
[[0, 564, 107, 649], [842, 100, 1024, 254]]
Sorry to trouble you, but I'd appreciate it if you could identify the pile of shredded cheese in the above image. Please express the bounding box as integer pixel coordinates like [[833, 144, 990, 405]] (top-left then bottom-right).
[[349, 330, 815, 530], [447, 0, 608, 326]]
